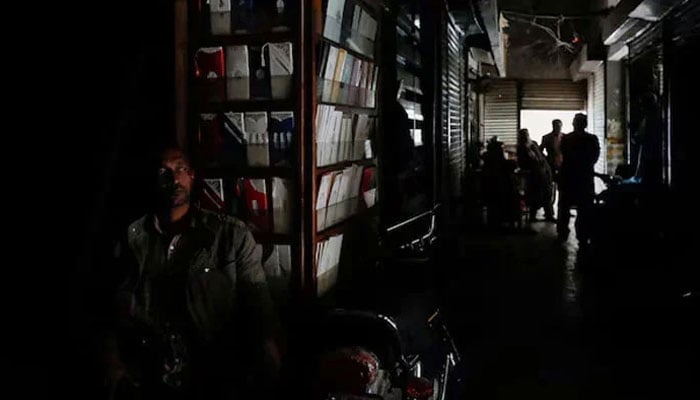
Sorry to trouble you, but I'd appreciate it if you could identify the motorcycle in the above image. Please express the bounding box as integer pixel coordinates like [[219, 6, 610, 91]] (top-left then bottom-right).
[[311, 308, 461, 400], [590, 172, 649, 246], [590, 172, 698, 387]]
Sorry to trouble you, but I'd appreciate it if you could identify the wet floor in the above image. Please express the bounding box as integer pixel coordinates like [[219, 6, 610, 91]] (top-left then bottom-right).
[[433, 218, 698, 399], [330, 208, 698, 399]]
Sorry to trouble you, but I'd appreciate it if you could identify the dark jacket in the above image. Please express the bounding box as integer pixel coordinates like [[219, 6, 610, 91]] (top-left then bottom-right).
[[105, 207, 278, 399], [120, 208, 277, 347], [559, 131, 600, 200]]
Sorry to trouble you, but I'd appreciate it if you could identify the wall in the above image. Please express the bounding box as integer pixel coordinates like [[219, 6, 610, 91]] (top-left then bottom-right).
[[478, 0, 506, 74]]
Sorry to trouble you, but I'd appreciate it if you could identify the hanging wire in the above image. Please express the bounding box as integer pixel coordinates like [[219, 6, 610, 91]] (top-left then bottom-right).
[[504, 13, 576, 53], [557, 15, 564, 39]]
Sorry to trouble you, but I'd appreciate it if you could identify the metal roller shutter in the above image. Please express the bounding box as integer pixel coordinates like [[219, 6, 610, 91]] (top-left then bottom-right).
[[521, 80, 587, 110], [484, 80, 518, 145], [441, 16, 465, 198], [587, 63, 606, 192], [593, 63, 606, 175]]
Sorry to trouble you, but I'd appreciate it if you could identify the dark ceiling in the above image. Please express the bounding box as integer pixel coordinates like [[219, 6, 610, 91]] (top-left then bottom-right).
[[448, 0, 609, 28], [497, 0, 597, 15], [446, 0, 609, 79]]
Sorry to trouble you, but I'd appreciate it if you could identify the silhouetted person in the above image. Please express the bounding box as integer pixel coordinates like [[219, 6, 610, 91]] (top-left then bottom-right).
[[388, 79, 428, 217], [105, 146, 281, 399], [517, 128, 552, 222], [482, 136, 518, 229], [557, 114, 600, 244], [540, 119, 564, 221]]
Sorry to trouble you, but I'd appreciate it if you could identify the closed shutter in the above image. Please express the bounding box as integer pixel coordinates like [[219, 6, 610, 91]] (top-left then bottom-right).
[[440, 18, 449, 200], [484, 80, 518, 145], [440, 13, 465, 200], [521, 80, 587, 110], [593, 63, 606, 175], [446, 21, 465, 197], [587, 63, 606, 192]]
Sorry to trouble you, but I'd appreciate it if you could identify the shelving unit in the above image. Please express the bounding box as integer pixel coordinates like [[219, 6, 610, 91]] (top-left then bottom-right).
[[316, 209, 372, 241], [317, 102, 378, 114], [180, 0, 383, 302], [316, 158, 376, 175], [374, 0, 437, 246], [197, 98, 296, 113], [309, 0, 382, 298], [200, 31, 293, 46], [396, 3, 425, 149], [184, 0, 305, 304]]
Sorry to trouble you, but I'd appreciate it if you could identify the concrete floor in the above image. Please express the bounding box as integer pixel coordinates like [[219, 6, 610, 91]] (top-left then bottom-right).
[[357, 215, 699, 399], [444, 221, 593, 399]]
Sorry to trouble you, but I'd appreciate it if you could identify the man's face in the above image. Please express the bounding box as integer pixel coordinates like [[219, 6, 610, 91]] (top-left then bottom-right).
[[158, 149, 194, 208], [553, 121, 562, 132]]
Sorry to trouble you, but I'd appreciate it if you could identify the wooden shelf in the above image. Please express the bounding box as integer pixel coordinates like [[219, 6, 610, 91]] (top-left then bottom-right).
[[199, 31, 297, 46], [397, 28, 420, 46], [314, 34, 375, 63], [197, 99, 297, 112], [316, 222, 349, 242], [397, 57, 422, 74], [315, 208, 376, 242], [253, 232, 297, 244], [316, 159, 376, 175], [202, 166, 294, 179], [400, 89, 424, 103], [317, 101, 377, 115], [403, 85, 424, 96], [316, 215, 358, 242]]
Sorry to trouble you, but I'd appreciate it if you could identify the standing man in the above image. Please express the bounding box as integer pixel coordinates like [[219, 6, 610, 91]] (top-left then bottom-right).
[[540, 119, 564, 222], [557, 114, 600, 245], [106, 146, 281, 399]]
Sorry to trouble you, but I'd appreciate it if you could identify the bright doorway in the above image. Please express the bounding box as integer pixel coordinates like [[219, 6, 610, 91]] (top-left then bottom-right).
[[519, 110, 584, 146]]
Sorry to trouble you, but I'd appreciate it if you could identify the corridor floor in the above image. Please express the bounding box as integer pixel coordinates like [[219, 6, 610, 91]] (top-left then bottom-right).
[[430, 220, 698, 399], [440, 221, 589, 399], [334, 212, 698, 399]]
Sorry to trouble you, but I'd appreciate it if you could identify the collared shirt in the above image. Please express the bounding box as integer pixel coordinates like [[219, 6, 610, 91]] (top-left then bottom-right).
[[121, 208, 276, 346]]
